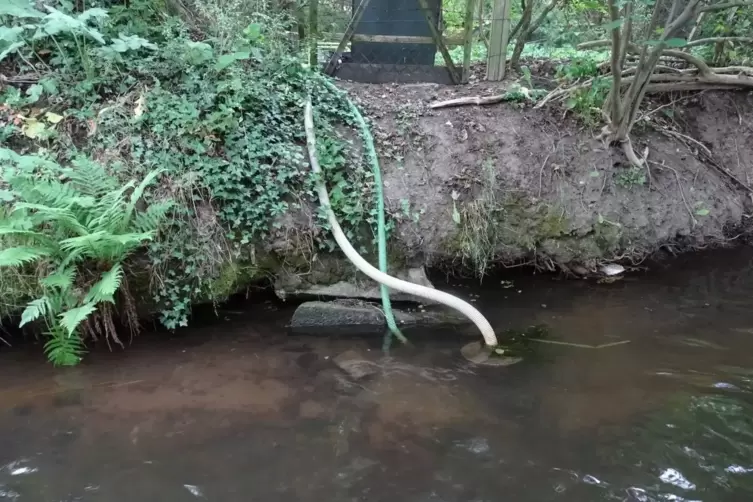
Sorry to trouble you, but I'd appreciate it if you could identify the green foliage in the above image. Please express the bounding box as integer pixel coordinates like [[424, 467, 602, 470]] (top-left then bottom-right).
[[0, 149, 168, 365], [616, 166, 647, 188], [0, 0, 382, 332], [557, 55, 600, 81], [564, 76, 610, 125]]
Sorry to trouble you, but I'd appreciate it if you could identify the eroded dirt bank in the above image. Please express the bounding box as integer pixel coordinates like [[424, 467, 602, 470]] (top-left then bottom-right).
[[338, 85, 753, 275]]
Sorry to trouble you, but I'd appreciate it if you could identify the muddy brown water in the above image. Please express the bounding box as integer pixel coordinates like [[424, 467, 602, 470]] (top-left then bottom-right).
[[4, 250, 753, 501]]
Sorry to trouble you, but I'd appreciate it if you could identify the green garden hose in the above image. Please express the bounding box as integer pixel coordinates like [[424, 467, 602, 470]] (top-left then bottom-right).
[[320, 79, 407, 345], [305, 96, 499, 350]]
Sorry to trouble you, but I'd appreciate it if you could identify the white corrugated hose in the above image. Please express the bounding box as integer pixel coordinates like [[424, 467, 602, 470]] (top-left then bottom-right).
[[304, 97, 498, 348]]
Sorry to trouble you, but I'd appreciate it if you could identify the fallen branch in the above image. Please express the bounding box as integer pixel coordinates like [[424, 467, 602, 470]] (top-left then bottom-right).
[[684, 36, 753, 48], [699, 1, 753, 13], [577, 40, 714, 75], [537, 67, 753, 107], [430, 94, 507, 109]]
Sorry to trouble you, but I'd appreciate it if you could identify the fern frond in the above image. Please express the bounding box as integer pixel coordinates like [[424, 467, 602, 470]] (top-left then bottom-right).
[[122, 169, 165, 230], [0, 246, 49, 267], [13, 203, 88, 235], [26, 180, 82, 208], [84, 263, 123, 304], [0, 227, 49, 239], [133, 200, 173, 234], [58, 231, 108, 256], [41, 267, 76, 290], [89, 181, 135, 230], [44, 325, 85, 366], [58, 302, 97, 337], [69, 156, 118, 197], [20, 297, 51, 327]]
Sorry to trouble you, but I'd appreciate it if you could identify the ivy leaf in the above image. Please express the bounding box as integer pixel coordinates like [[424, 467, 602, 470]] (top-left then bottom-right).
[[603, 18, 624, 30], [58, 302, 97, 337], [0, 26, 24, 43], [25, 83, 43, 103], [45, 111, 64, 124], [21, 118, 47, 139], [216, 51, 250, 71], [243, 23, 262, 41], [644, 38, 687, 47], [664, 38, 687, 47], [0, 0, 45, 18], [0, 41, 25, 62]]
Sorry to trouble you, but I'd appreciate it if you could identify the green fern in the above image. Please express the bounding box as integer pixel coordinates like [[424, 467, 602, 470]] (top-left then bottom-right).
[[84, 263, 123, 304], [43, 325, 85, 367], [0, 246, 49, 267], [0, 148, 169, 365], [58, 302, 98, 337], [20, 297, 51, 327]]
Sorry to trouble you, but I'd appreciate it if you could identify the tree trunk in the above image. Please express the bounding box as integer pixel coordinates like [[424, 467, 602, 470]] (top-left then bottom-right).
[[509, 0, 533, 69]]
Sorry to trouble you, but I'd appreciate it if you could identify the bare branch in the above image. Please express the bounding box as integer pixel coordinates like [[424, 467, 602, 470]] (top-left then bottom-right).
[[619, 1, 634, 68], [607, 0, 624, 124], [577, 40, 713, 75], [685, 36, 753, 48], [688, 11, 706, 41], [662, 49, 713, 75], [529, 0, 562, 33], [699, 1, 753, 12]]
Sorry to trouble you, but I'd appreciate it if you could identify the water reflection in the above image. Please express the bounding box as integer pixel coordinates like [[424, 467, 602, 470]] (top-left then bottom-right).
[[1, 249, 753, 500]]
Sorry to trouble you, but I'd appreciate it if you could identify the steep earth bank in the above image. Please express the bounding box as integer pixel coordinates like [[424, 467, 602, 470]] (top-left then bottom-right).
[[272, 86, 753, 295]]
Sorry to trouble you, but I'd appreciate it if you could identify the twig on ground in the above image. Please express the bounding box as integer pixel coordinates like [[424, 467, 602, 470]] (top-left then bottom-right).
[[430, 94, 507, 109], [662, 129, 713, 157], [660, 128, 753, 194], [640, 92, 705, 122], [538, 153, 551, 198], [650, 160, 697, 226]]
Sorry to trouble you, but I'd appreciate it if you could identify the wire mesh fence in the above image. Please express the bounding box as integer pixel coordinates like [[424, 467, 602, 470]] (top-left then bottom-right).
[[304, 0, 492, 84]]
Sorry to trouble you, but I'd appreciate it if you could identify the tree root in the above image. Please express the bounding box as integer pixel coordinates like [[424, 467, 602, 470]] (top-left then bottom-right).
[[537, 67, 753, 108], [621, 137, 645, 167], [649, 161, 698, 227]]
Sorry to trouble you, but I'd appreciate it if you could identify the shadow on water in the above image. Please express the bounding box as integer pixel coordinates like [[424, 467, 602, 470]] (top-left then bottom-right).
[[3, 248, 753, 500]]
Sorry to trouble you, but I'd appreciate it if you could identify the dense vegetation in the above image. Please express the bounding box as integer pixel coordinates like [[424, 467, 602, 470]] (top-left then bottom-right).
[[1, 0, 751, 364], [0, 0, 381, 364]]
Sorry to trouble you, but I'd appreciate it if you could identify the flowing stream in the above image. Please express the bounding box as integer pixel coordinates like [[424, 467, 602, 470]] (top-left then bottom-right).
[[3, 249, 753, 501]]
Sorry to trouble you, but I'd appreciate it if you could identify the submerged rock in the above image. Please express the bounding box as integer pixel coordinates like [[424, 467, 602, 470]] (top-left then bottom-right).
[[599, 264, 626, 276], [276, 267, 437, 304], [289, 300, 470, 335], [332, 350, 378, 380]]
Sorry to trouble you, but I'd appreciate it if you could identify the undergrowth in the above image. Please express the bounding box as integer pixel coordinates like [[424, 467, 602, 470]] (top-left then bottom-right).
[[0, 0, 384, 363]]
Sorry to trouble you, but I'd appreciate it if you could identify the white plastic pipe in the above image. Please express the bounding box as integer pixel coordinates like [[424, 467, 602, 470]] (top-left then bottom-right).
[[304, 98, 498, 347]]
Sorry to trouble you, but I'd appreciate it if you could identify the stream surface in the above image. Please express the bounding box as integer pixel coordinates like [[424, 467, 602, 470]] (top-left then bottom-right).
[[3, 249, 753, 501]]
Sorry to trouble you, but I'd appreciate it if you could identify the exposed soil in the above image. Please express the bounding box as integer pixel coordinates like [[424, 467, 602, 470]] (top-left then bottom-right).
[[334, 81, 753, 275]]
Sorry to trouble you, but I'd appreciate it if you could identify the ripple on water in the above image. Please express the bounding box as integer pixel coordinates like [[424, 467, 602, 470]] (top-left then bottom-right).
[[2, 459, 37, 477]]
